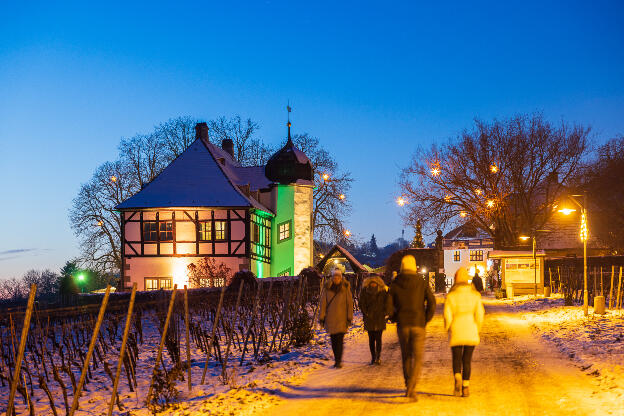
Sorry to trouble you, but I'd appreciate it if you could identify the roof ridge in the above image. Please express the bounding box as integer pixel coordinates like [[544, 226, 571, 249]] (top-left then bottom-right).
[[200, 138, 274, 214]]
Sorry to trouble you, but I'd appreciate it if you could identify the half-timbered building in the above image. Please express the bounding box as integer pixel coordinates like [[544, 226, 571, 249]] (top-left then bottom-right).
[[115, 122, 314, 291]]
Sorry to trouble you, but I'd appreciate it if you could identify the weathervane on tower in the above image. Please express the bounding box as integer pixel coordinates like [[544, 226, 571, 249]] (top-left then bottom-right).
[[287, 101, 292, 141]]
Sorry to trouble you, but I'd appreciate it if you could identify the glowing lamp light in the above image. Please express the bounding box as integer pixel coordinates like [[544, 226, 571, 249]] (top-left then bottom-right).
[[343, 229, 352, 237], [519, 235, 530, 242], [97, 221, 103, 227], [490, 164, 499, 173], [339, 194, 346, 200], [77, 274, 85, 282], [322, 173, 330, 181], [580, 212, 588, 241], [558, 208, 576, 216], [486, 199, 495, 208], [475, 189, 483, 196], [421, 268, 427, 274], [444, 194, 452, 202], [430, 167, 441, 177], [396, 196, 407, 206], [459, 211, 467, 218], [110, 176, 117, 182]]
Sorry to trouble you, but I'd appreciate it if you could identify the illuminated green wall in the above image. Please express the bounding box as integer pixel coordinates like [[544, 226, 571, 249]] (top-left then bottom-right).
[[270, 185, 295, 276]]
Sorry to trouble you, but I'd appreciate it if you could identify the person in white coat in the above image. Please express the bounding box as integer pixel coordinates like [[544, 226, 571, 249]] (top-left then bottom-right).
[[444, 267, 485, 397]]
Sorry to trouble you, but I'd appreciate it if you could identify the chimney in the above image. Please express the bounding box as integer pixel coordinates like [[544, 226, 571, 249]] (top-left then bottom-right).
[[222, 139, 234, 158], [195, 122, 209, 142]]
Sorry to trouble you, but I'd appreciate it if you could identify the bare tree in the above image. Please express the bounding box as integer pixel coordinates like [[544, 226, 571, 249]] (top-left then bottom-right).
[[208, 116, 273, 166], [0, 277, 27, 300], [186, 258, 232, 287], [399, 113, 590, 248], [70, 160, 134, 272], [22, 269, 59, 298], [291, 133, 353, 242], [156, 116, 198, 159], [578, 135, 624, 252]]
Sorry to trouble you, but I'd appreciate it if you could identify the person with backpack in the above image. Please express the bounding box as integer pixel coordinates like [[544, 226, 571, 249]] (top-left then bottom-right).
[[444, 267, 485, 397], [319, 265, 354, 368], [389, 255, 436, 400], [359, 275, 392, 365]]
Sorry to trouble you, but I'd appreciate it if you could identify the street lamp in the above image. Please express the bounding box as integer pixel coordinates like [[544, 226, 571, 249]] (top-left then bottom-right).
[[558, 193, 589, 316], [519, 230, 550, 297], [75, 273, 86, 293]]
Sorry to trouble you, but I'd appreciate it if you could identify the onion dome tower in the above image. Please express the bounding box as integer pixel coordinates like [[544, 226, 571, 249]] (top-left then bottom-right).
[[266, 111, 314, 277], [265, 121, 313, 184]]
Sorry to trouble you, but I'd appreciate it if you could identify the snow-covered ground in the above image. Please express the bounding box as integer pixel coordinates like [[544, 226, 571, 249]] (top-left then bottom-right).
[[0, 311, 365, 416], [499, 294, 624, 401]]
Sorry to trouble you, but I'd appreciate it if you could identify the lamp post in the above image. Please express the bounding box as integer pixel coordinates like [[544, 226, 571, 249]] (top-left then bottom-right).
[[558, 194, 589, 316], [519, 230, 550, 298]]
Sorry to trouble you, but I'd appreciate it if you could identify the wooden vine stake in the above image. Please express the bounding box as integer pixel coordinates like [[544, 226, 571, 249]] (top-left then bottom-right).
[[609, 265, 615, 309], [106, 283, 137, 416], [146, 284, 178, 405], [201, 282, 227, 384], [69, 284, 111, 416], [184, 285, 192, 392], [6, 284, 37, 416], [617, 267, 623, 311]]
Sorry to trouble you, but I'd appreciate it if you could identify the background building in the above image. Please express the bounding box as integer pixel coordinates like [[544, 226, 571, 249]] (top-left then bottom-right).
[[443, 223, 495, 284]]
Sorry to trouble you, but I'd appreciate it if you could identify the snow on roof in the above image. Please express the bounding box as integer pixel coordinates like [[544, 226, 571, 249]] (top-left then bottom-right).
[[444, 222, 490, 240], [116, 139, 272, 211]]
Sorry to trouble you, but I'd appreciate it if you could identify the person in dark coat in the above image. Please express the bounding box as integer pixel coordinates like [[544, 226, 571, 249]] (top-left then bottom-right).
[[471, 271, 484, 293], [359, 275, 392, 365], [319, 265, 354, 368], [389, 255, 436, 400]]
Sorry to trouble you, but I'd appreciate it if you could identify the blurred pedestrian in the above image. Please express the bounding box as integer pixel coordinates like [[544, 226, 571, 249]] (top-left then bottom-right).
[[389, 255, 436, 400], [359, 276, 392, 365], [472, 270, 484, 293], [444, 267, 485, 397], [319, 265, 353, 368]]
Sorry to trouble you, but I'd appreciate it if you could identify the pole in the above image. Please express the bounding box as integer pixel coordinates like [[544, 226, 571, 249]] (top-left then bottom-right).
[[533, 236, 537, 297], [107, 283, 137, 416], [69, 285, 111, 416], [609, 265, 615, 309], [583, 207, 588, 316], [184, 285, 191, 392], [6, 284, 37, 416]]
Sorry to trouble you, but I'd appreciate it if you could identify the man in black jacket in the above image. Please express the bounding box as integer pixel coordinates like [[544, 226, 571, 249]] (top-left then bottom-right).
[[389, 254, 436, 400]]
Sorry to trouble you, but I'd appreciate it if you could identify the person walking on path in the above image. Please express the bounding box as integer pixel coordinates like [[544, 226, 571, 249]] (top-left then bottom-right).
[[389, 255, 436, 400], [444, 267, 485, 398], [359, 275, 392, 365], [471, 270, 484, 293], [319, 265, 354, 368]]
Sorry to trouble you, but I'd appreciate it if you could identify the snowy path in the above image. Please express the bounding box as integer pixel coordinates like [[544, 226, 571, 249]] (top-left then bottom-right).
[[258, 300, 617, 416]]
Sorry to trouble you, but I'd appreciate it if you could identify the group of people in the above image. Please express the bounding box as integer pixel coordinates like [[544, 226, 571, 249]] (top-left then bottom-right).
[[319, 255, 485, 400]]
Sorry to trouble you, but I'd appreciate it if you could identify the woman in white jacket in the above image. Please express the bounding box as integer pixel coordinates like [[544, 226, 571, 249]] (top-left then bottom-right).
[[444, 267, 485, 397]]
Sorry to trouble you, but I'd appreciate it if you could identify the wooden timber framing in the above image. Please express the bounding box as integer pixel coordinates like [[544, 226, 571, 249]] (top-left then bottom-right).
[[120, 208, 255, 259]]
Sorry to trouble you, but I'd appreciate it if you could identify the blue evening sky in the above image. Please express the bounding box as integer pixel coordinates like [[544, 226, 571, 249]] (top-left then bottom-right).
[[1, 1, 623, 278]]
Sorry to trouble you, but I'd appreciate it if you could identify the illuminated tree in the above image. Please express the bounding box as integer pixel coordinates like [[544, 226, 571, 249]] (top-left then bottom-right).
[[410, 219, 425, 248], [399, 114, 590, 248]]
